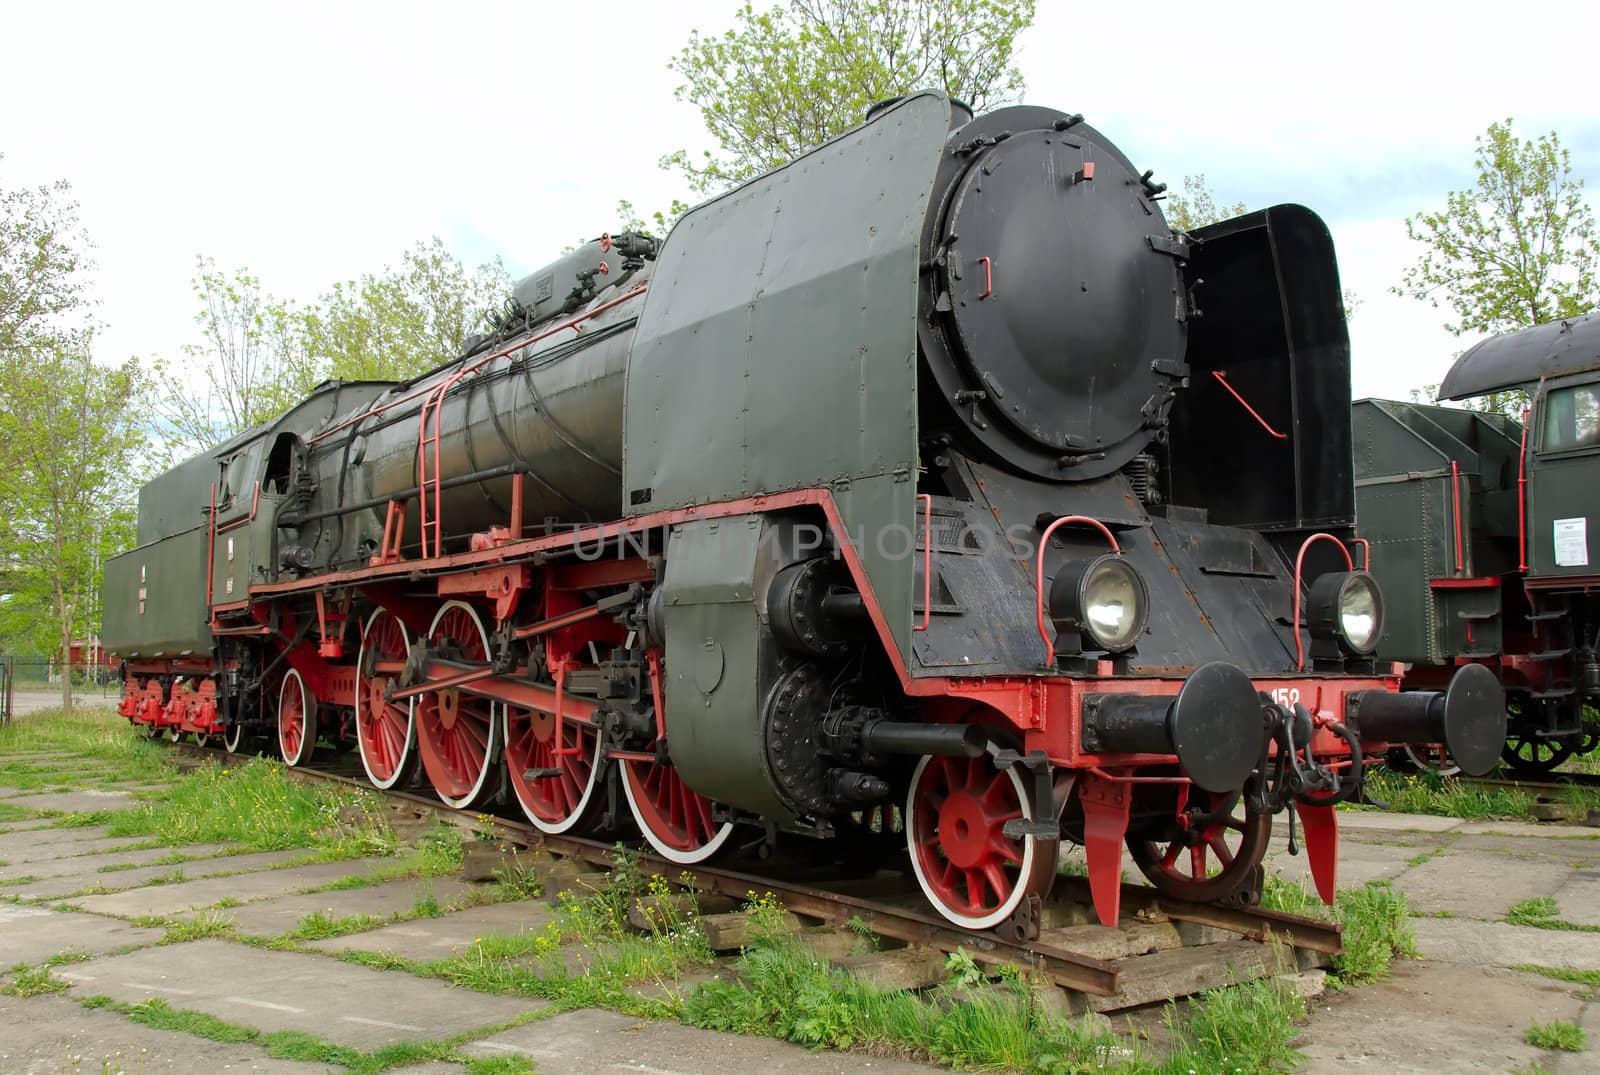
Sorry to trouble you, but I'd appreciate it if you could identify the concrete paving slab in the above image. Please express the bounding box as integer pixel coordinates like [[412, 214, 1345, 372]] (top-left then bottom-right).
[[1264, 839, 1419, 889], [0, 993, 333, 1074], [206, 876, 477, 937], [68, 938, 539, 1048], [0, 824, 114, 852], [0, 818, 45, 833], [0, 903, 165, 965], [463, 1006, 946, 1073], [1335, 810, 1465, 833], [1455, 819, 1600, 838], [1297, 962, 1582, 1073], [69, 855, 401, 918], [1394, 850, 1572, 918], [1412, 915, 1600, 970], [1, 834, 156, 865], [1549, 997, 1600, 1074], [2, 789, 136, 813], [0, 842, 233, 885], [305, 900, 557, 961], [8, 847, 308, 901], [1454, 833, 1600, 863], [1548, 867, 1600, 927]]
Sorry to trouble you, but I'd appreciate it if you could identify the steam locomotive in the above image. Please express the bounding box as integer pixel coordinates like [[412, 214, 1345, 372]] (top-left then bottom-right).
[[102, 93, 1504, 932], [1356, 314, 1600, 776]]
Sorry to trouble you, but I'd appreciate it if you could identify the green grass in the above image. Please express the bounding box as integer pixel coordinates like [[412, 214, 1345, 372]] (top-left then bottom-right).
[[0, 708, 172, 780], [80, 995, 548, 1073], [680, 897, 1306, 1074], [161, 911, 236, 944], [1525, 1018, 1588, 1051], [105, 756, 395, 854], [465, 1057, 537, 1075], [1514, 964, 1600, 987], [1506, 896, 1600, 933], [1363, 768, 1536, 819], [288, 909, 384, 941], [1260, 876, 1419, 986], [2, 961, 72, 997]]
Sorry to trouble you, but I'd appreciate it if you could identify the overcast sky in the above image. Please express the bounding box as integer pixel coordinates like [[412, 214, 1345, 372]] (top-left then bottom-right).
[[4, 0, 1599, 402]]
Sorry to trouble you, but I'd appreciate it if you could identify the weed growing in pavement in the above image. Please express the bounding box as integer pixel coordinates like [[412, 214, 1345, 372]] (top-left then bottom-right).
[[1513, 964, 1600, 987], [2, 961, 72, 997], [0, 801, 37, 821], [79, 994, 550, 1073], [161, 911, 235, 944], [289, 909, 384, 940], [490, 862, 542, 901], [104, 756, 396, 854], [1260, 875, 1418, 986], [1505, 896, 1600, 933], [1525, 1018, 1588, 1051], [464, 1057, 537, 1075], [412, 886, 445, 918]]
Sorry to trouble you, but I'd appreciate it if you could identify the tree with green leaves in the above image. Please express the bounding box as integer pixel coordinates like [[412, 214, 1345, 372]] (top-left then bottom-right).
[[149, 241, 508, 461], [298, 237, 508, 383], [0, 334, 144, 715], [662, 0, 1035, 195], [1397, 118, 1600, 337], [147, 258, 316, 462], [1164, 174, 1246, 233], [0, 155, 90, 365]]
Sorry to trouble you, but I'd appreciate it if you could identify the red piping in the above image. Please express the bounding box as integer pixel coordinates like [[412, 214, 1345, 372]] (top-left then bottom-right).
[[915, 494, 932, 632], [1291, 533, 1355, 671], [309, 283, 649, 447], [1517, 406, 1530, 572], [1450, 460, 1464, 574], [1349, 537, 1371, 571], [977, 256, 993, 300], [1211, 370, 1288, 440], [1034, 515, 1121, 665]]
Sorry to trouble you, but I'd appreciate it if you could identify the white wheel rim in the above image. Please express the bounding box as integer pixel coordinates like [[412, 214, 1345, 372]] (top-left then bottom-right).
[[509, 712, 604, 835], [619, 762, 735, 864], [421, 600, 501, 809], [904, 753, 1039, 931], [1404, 743, 1461, 778], [277, 668, 313, 767], [355, 608, 417, 790]]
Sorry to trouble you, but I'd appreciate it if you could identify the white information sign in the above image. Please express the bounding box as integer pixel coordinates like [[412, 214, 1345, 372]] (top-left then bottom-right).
[[1553, 517, 1590, 567]]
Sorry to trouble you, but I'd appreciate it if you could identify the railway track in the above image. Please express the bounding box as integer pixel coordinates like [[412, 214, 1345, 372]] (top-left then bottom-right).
[[170, 741, 1342, 1005]]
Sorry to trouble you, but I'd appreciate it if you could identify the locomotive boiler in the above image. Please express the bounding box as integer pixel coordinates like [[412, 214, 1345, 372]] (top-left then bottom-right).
[[102, 92, 1505, 932]]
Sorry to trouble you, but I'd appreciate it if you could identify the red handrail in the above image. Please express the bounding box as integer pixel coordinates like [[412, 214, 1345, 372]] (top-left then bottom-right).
[[310, 283, 648, 448], [1349, 537, 1371, 572], [1034, 515, 1121, 665], [1517, 406, 1530, 572], [1450, 460, 1464, 574], [1291, 532, 1355, 671], [914, 494, 933, 632], [1211, 370, 1288, 440]]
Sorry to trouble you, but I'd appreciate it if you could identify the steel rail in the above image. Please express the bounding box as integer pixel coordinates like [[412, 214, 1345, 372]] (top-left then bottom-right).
[[174, 742, 1344, 996]]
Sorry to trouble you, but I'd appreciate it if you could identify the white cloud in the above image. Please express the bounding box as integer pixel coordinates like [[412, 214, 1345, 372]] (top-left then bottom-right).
[[4, 0, 1598, 405]]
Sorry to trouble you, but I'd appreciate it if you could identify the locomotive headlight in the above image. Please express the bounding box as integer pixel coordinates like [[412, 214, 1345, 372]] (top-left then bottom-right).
[[1049, 555, 1149, 654], [1307, 571, 1384, 655]]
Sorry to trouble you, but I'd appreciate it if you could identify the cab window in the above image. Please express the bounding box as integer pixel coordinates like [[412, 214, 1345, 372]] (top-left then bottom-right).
[[1541, 383, 1600, 452]]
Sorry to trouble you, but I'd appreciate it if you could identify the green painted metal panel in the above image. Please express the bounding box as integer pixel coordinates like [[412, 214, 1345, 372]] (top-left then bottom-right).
[[102, 529, 211, 657], [624, 92, 952, 663], [1528, 375, 1600, 578], [659, 516, 776, 817], [135, 454, 216, 545]]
